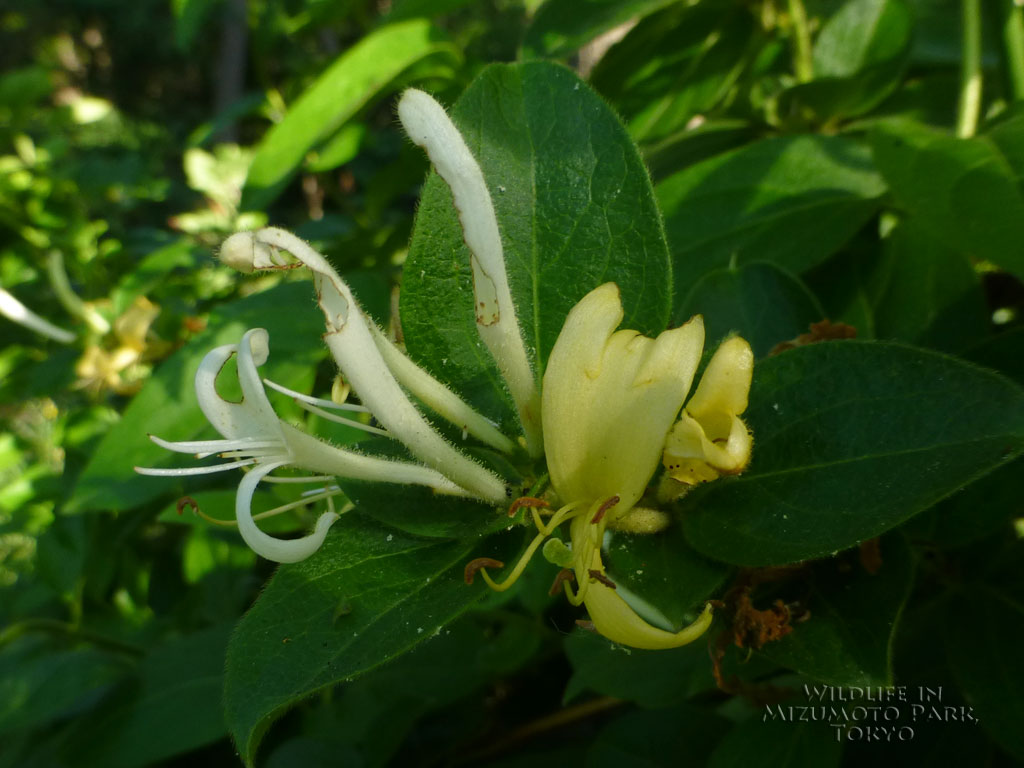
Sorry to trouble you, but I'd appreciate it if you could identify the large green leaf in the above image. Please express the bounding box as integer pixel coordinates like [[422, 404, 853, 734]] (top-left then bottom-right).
[[675, 261, 825, 356], [223, 515, 507, 766], [658, 135, 886, 293], [520, 0, 675, 59], [680, 341, 1024, 565], [242, 20, 459, 209], [401, 62, 671, 424], [65, 281, 325, 514], [871, 121, 1024, 279], [947, 587, 1024, 761], [757, 534, 913, 686]]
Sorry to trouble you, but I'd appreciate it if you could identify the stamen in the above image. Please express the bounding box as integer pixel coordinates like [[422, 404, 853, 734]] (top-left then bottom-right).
[[177, 496, 199, 515], [263, 378, 369, 413], [134, 458, 257, 476], [575, 620, 597, 632], [589, 569, 617, 589], [293, 399, 391, 437], [533, 500, 586, 536], [508, 496, 550, 518], [262, 474, 335, 484], [464, 557, 504, 585], [549, 568, 575, 596], [591, 495, 620, 524], [148, 434, 280, 455]]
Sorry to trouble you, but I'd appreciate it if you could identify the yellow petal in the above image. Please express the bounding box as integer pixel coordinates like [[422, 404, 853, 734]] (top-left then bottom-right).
[[583, 582, 715, 650], [543, 284, 704, 510]]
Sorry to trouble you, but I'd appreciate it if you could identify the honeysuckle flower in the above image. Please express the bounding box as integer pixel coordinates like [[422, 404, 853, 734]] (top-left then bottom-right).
[[468, 283, 753, 650], [137, 327, 475, 562]]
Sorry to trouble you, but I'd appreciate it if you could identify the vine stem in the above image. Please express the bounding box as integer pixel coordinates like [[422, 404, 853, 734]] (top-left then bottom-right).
[[786, 0, 814, 83], [957, 0, 984, 138], [1000, 0, 1024, 101]]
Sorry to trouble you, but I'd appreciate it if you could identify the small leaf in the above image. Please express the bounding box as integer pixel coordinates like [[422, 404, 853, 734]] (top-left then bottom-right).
[[521, 0, 675, 59], [675, 261, 825, 357], [243, 20, 460, 209], [757, 534, 914, 686], [681, 342, 1024, 565], [658, 135, 886, 293], [871, 121, 1024, 280], [224, 515, 507, 766]]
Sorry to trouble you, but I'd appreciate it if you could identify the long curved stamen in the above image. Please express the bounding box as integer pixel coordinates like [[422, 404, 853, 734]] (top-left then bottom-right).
[[147, 435, 281, 455], [468, 500, 587, 592], [291, 399, 390, 437], [263, 378, 370, 413]]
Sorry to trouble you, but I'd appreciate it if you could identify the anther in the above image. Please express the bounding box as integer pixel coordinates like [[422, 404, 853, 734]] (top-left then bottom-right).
[[591, 495, 620, 524], [575, 620, 597, 632], [589, 569, 617, 589], [508, 496, 550, 518], [464, 557, 504, 585], [177, 496, 199, 515], [548, 568, 575, 596]]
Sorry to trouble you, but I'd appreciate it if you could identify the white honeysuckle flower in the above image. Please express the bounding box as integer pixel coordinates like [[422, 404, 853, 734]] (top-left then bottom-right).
[[468, 283, 752, 650], [397, 89, 543, 458], [219, 228, 509, 505], [137, 328, 472, 563]]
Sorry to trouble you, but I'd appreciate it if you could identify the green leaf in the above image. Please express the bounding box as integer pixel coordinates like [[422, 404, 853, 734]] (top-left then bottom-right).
[[675, 261, 825, 357], [242, 20, 460, 209], [63, 625, 231, 768], [224, 515, 506, 766], [591, 4, 755, 143], [587, 705, 730, 768], [946, 587, 1024, 761], [65, 281, 325, 514], [757, 534, 913, 686], [681, 341, 1024, 566], [563, 628, 713, 707], [707, 717, 842, 768], [658, 136, 886, 293], [521, 0, 675, 59], [871, 121, 1024, 279], [401, 61, 671, 424]]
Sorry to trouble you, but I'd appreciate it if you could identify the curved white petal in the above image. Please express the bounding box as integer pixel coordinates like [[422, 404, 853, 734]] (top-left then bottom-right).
[[398, 89, 542, 456], [235, 460, 339, 563]]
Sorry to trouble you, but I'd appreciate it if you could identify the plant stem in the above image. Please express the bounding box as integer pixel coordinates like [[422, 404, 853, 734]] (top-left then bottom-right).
[[957, 0, 984, 138], [0, 618, 144, 656], [46, 251, 110, 334], [786, 0, 814, 83], [1000, 0, 1024, 101]]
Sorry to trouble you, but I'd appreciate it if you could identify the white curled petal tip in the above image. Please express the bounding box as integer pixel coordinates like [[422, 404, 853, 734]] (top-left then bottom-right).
[[235, 461, 339, 563]]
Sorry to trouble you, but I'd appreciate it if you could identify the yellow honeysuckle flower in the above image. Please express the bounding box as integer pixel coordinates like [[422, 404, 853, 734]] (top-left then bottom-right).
[[469, 283, 753, 650]]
